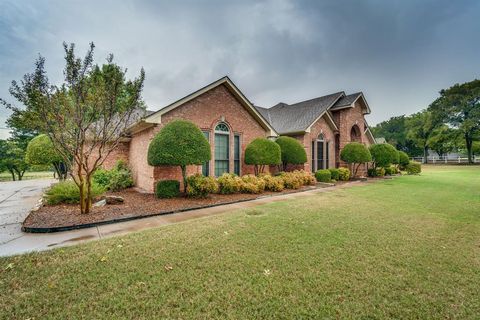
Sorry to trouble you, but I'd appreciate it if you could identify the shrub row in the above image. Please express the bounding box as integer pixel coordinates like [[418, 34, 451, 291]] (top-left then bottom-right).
[[155, 170, 316, 198], [314, 167, 351, 183]]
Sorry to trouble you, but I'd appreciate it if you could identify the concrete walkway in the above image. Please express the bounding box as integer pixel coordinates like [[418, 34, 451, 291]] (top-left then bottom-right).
[[0, 179, 55, 248], [0, 181, 363, 257]]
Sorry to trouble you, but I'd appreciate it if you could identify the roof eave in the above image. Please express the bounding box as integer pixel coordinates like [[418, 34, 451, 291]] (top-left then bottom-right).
[[144, 76, 278, 137]]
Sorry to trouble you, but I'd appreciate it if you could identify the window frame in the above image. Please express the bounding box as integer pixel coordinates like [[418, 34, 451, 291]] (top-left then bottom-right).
[[214, 122, 230, 177]]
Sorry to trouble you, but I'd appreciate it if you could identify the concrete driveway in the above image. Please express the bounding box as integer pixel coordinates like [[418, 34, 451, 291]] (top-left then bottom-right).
[[0, 179, 54, 247]]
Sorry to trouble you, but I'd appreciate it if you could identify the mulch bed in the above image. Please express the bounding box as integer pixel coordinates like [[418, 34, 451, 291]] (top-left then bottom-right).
[[23, 185, 326, 231]]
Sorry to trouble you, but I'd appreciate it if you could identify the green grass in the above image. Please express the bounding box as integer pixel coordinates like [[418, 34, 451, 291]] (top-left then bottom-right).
[[0, 170, 54, 182], [1, 166, 479, 319]]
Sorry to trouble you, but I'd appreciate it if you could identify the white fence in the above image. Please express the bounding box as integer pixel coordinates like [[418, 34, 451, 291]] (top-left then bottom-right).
[[410, 156, 479, 164]]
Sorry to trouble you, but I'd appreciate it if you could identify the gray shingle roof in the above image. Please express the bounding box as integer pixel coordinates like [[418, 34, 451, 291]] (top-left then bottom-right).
[[331, 92, 362, 109], [255, 92, 344, 134]]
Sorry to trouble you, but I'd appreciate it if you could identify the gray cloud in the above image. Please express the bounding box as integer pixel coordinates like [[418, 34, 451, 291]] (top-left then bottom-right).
[[1, 0, 479, 139]]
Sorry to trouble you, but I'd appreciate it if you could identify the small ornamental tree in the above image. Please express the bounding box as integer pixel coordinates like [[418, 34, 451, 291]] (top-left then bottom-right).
[[1, 42, 145, 214], [340, 142, 372, 177], [369, 143, 398, 169], [398, 151, 410, 170], [275, 136, 307, 171], [245, 138, 281, 175], [148, 120, 210, 193], [26, 134, 68, 180]]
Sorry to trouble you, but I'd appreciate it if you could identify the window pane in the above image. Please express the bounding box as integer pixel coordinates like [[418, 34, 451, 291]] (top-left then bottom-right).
[[317, 141, 324, 170], [215, 123, 229, 133], [326, 141, 329, 169], [202, 131, 210, 176], [234, 135, 240, 175], [311, 140, 315, 172], [215, 133, 229, 176]]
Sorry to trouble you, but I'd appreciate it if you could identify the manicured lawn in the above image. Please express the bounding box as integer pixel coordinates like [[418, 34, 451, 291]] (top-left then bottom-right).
[[1, 166, 479, 319], [0, 171, 54, 182]]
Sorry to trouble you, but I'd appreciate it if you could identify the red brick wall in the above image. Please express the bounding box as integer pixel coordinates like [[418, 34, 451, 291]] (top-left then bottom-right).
[[101, 142, 130, 170], [303, 116, 336, 172], [130, 84, 271, 192], [331, 100, 371, 175]]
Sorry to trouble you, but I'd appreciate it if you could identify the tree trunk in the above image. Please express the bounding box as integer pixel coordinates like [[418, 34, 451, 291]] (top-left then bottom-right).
[[181, 165, 187, 194], [79, 180, 86, 214], [9, 170, 16, 181], [423, 146, 428, 164], [85, 177, 92, 214], [466, 134, 473, 164]]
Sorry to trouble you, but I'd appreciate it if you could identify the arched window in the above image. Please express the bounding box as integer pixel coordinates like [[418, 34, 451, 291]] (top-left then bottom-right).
[[214, 122, 230, 176], [350, 125, 361, 142]]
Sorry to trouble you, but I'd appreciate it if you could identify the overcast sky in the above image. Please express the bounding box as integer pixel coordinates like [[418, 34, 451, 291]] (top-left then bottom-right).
[[1, 0, 479, 139]]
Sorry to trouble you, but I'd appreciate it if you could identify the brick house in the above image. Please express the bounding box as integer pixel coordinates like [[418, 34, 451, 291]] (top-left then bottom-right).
[[107, 76, 375, 192]]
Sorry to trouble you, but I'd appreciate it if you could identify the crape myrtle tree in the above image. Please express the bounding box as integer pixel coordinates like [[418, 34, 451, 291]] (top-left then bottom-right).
[[147, 120, 211, 194], [428, 79, 480, 163], [369, 143, 399, 169], [0, 42, 145, 214], [26, 134, 68, 180], [340, 142, 372, 178], [245, 138, 281, 176], [275, 136, 307, 171]]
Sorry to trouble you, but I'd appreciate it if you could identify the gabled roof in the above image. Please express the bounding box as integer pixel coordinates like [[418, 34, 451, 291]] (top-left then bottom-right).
[[255, 92, 344, 134], [139, 76, 278, 136], [331, 92, 371, 114]]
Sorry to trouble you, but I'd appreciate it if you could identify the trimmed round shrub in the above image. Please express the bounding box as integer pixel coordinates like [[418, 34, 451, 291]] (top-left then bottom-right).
[[369, 143, 398, 168], [340, 142, 372, 177], [217, 173, 243, 194], [186, 174, 218, 198], [245, 138, 281, 175], [398, 151, 410, 170], [338, 167, 350, 181], [25, 134, 67, 180], [406, 161, 422, 175], [148, 120, 210, 192], [44, 181, 105, 205], [275, 136, 307, 171], [315, 169, 331, 183], [155, 180, 180, 198], [261, 174, 284, 192], [329, 168, 340, 181], [25, 134, 63, 165]]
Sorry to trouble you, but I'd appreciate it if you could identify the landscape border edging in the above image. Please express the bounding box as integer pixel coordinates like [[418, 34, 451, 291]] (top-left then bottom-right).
[[22, 183, 342, 233]]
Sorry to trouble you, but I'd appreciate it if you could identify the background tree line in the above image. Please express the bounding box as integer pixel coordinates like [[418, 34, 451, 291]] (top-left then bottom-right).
[[371, 79, 480, 163]]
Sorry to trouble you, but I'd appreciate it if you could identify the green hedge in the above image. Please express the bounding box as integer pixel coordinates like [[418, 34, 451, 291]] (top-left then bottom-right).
[[93, 161, 134, 192], [315, 169, 331, 183], [329, 168, 340, 181], [406, 161, 422, 175], [155, 180, 180, 198], [398, 151, 410, 170]]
